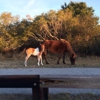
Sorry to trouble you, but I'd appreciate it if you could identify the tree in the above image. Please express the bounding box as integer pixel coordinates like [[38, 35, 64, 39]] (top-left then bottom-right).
[[61, 2, 67, 10], [0, 12, 20, 26], [61, 2, 94, 17], [31, 12, 58, 40]]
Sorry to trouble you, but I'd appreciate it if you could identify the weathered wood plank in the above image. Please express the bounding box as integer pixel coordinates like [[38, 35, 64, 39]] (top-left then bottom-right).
[[0, 75, 40, 100], [40, 75, 100, 89], [0, 75, 40, 88]]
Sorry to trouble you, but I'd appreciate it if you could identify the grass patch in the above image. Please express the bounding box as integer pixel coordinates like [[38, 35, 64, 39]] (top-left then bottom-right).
[[50, 93, 100, 100], [0, 53, 100, 68], [0, 93, 100, 100]]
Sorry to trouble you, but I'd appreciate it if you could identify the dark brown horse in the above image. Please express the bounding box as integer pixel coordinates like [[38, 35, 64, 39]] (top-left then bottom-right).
[[42, 39, 76, 65]]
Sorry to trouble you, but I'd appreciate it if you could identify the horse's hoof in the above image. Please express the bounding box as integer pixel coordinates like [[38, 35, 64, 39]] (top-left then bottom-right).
[[46, 62, 49, 64], [37, 63, 40, 66]]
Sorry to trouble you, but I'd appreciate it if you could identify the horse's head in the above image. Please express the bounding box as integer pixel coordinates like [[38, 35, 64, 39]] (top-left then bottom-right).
[[70, 54, 76, 65]]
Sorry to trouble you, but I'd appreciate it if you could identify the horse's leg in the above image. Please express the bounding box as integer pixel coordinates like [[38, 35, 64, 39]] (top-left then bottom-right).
[[37, 55, 43, 66], [57, 54, 62, 64], [37, 55, 41, 66], [63, 52, 66, 64], [40, 55, 43, 65], [43, 52, 49, 64], [24, 54, 31, 67]]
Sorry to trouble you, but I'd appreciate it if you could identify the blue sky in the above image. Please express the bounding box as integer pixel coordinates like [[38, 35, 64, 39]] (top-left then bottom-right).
[[0, 0, 100, 20]]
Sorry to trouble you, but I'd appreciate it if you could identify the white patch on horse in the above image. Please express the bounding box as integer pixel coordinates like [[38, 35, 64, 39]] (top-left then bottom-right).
[[32, 48, 39, 56]]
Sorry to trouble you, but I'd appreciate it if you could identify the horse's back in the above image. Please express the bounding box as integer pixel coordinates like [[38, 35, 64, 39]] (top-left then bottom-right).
[[26, 48, 35, 54], [43, 39, 76, 53], [43, 40, 66, 54]]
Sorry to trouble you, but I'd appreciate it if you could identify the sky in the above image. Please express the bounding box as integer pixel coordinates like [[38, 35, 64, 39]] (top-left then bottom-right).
[[0, 0, 100, 20]]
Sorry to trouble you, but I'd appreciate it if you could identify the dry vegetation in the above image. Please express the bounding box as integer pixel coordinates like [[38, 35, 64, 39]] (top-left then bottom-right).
[[0, 52, 100, 68]]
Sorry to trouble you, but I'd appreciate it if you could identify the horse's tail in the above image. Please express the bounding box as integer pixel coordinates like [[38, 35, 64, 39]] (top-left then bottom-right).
[[23, 48, 28, 55], [17, 45, 26, 53]]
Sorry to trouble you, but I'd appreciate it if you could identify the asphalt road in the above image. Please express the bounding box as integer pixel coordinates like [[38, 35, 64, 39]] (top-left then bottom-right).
[[0, 68, 100, 94]]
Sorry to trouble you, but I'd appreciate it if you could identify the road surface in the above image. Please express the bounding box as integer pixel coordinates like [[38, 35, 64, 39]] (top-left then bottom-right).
[[0, 68, 100, 94]]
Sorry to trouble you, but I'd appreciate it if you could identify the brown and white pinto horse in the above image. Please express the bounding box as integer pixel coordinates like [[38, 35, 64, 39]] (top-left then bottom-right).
[[42, 39, 76, 65], [24, 43, 45, 66]]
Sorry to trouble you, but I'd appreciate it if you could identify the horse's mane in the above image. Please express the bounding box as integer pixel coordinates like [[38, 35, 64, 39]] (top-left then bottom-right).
[[60, 39, 76, 58]]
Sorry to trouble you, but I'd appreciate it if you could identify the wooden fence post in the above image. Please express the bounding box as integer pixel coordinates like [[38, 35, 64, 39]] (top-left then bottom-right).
[[32, 87, 41, 100], [40, 88, 49, 100], [32, 87, 48, 100]]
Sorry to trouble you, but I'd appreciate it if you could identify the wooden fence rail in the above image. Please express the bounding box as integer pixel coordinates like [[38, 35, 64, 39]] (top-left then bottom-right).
[[40, 75, 100, 100], [0, 75, 40, 100], [0, 75, 100, 100]]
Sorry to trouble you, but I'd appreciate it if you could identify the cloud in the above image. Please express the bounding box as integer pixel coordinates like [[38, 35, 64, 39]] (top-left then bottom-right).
[[1, 0, 99, 20], [21, 0, 49, 18], [26, 0, 36, 8], [0, 0, 62, 19]]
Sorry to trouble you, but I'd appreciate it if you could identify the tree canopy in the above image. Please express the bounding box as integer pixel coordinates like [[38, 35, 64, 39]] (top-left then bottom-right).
[[61, 2, 94, 16], [0, 1, 100, 56]]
